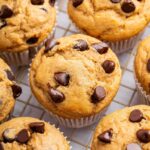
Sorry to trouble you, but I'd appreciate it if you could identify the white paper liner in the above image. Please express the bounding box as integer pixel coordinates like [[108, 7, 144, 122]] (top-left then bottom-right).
[[0, 3, 58, 67], [134, 74, 150, 105], [69, 17, 145, 54]]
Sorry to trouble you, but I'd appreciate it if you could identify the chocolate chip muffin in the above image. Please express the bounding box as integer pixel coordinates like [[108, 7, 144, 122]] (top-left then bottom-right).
[[134, 36, 150, 104], [0, 0, 56, 65], [91, 105, 150, 150], [68, 0, 150, 53], [0, 117, 70, 150], [0, 58, 22, 123], [29, 34, 121, 128]]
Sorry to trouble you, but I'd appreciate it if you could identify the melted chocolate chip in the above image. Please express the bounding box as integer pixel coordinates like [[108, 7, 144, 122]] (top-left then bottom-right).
[[0, 5, 13, 19], [121, 0, 136, 13], [73, 39, 89, 51], [0, 143, 4, 150], [54, 72, 70, 86], [49, 0, 56, 6], [0, 20, 7, 29], [111, 0, 121, 3], [49, 88, 65, 103], [129, 109, 143, 123], [44, 40, 59, 53], [92, 42, 109, 54], [102, 60, 115, 74], [29, 122, 45, 134], [126, 143, 141, 150], [98, 129, 112, 143], [91, 86, 106, 103], [16, 129, 30, 144], [26, 37, 38, 44], [31, 0, 44, 5], [147, 59, 150, 73], [72, 0, 84, 7], [3, 128, 16, 143], [11, 84, 22, 98], [136, 129, 150, 143], [6, 70, 15, 81]]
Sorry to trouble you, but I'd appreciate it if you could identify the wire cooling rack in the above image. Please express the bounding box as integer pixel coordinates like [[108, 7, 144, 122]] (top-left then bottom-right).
[[10, 1, 150, 149]]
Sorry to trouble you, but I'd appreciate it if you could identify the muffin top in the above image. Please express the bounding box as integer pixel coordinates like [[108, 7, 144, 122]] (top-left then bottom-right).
[[68, 0, 150, 41], [30, 34, 121, 119], [135, 36, 150, 95], [0, 117, 70, 150], [0, 58, 22, 122], [0, 0, 56, 52], [91, 105, 150, 150]]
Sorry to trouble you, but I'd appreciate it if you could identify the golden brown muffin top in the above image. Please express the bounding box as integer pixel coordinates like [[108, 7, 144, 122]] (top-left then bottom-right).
[[68, 0, 150, 41], [30, 34, 121, 119]]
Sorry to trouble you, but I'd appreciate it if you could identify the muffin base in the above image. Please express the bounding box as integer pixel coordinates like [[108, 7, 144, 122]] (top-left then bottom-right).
[[135, 75, 150, 105], [0, 32, 55, 66]]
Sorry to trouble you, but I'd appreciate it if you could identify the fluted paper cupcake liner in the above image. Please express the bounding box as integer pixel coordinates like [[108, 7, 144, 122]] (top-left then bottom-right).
[[69, 17, 145, 54], [134, 74, 150, 105], [0, 3, 58, 67]]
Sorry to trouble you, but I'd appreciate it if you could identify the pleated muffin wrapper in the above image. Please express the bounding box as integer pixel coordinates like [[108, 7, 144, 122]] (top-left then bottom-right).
[[134, 73, 150, 105], [0, 2, 58, 67], [69, 18, 145, 54]]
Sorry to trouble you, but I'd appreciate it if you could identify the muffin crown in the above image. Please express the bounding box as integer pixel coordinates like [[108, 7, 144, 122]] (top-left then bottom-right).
[[91, 105, 150, 150], [68, 0, 150, 41], [30, 34, 121, 118], [135, 36, 150, 95], [0, 0, 56, 52], [0, 117, 69, 150], [0, 58, 22, 122]]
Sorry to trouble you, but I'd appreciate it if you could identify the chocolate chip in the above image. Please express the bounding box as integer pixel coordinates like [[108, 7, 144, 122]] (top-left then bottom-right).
[[49, 0, 55, 6], [102, 60, 115, 74], [16, 129, 30, 144], [49, 88, 65, 103], [72, 0, 84, 7], [54, 72, 70, 86], [6, 70, 15, 81], [26, 37, 38, 44], [0, 20, 7, 29], [111, 0, 121, 3], [92, 42, 109, 54], [40, 8, 48, 12], [129, 109, 143, 123], [44, 40, 59, 53], [73, 39, 89, 51], [0, 5, 13, 19], [11, 84, 22, 98], [121, 0, 136, 13], [98, 129, 112, 143], [0, 143, 4, 150], [147, 59, 150, 73], [29, 122, 45, 134], [91, 86, 106, 103], [3, 128, 17, 143], [136, 129, 150, 143], [126, 143, 141, 150], [31, 0, 44, 5]]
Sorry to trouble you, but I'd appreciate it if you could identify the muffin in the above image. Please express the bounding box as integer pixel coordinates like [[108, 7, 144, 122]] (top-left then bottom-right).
[[0, 117, 70, 150], [0, 58, 22, 123], [0, 0, 56, 66], [91, 105, 150, 150], [29, 34, 121, 128], [134, 36, 150, 105], [68, 0, 150, 54]]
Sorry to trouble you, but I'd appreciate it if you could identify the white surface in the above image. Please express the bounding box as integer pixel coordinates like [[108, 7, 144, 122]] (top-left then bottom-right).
[[10, 1, 150, 149]]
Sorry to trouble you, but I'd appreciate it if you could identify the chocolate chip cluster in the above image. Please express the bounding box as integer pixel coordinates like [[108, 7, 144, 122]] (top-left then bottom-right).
[[72, 0, 142, 13], [44, 39, 116, 104], [97, 109, 150, 150], [0, 122, 45, 149]]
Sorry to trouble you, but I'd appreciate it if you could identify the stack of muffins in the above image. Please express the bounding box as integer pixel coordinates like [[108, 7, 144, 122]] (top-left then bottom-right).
[[0, 0, 150, 149]]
